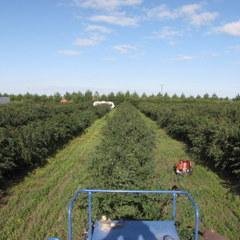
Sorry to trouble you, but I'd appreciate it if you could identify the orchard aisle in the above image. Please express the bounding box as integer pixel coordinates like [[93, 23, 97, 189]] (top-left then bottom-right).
[[0, 105, 239, 240], [0, 116, 108, 240], [142, 113, 240, 240]]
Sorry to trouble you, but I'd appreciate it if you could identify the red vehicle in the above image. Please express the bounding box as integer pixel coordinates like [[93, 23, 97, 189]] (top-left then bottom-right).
[[175, 160, 192, 175]]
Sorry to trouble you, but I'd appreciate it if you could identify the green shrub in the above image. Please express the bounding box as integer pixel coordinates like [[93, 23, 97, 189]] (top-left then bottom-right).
[[89, 103, 157, 220], [0, 104, 109, 189], [138, 101, 240, 184]]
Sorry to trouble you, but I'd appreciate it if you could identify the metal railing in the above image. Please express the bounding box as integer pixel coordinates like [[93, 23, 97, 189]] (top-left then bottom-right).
[[67, 189, 200, 240]]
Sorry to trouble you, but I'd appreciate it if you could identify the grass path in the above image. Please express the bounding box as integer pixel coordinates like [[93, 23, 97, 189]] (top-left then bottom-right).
[[0, 109, 239, 240], [143, 113, 240, 240], [0, 116, 107, 240]]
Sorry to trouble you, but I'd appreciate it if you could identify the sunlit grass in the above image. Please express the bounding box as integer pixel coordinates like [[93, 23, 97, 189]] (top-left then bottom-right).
[[0, 117, 107, 240], [143, 114, 240, 239], [0, 109, 239, 240]]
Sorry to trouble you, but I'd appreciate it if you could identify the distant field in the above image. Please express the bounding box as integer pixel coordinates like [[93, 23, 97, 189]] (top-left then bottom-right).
[[0, 103, 239, 240]]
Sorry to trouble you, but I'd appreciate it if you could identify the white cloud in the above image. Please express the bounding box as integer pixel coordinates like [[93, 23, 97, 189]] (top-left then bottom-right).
[[146, 5, 177, 20], [179, 4, 218, 26], [72, 0, 142, 10], [85, 24, 112, 34], [187, 11, 218, 26], [179, 3, 201, 16], [58, 49, 80, 56], [103, 56, 116, 62], [90, 12, 138, 26], [217, 20, 240, 36], [114, 44, 137, 54], [229, 45, 240, 51], [174, 55, 194, 61], [153, 27, 182, 40], [74, 35, 104, 47], [146, 3, 218, 26]]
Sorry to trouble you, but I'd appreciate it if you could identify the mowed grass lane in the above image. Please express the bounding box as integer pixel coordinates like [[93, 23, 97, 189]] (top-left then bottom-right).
[[142, 113, 240, 240], [0, 107, 239, 240], [0, 116, 107, 240]]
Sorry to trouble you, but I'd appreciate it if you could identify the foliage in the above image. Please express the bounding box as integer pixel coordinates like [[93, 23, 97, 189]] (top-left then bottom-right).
[[137, 101, 240, 186], [0, 102, 92, 128], [3, 90, 240, 106], [0, 103, 239, 240], [88, 102, 157, 219], [0, 104, 109, 189], [0, 116, 107, 240]]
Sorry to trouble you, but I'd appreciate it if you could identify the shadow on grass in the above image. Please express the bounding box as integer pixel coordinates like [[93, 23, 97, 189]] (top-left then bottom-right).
[[185, 147, 240, 196], [0, 147, 60, 204]]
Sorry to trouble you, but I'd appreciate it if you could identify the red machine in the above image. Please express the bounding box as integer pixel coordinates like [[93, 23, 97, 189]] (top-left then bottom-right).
[[175, 160, 192, 175]]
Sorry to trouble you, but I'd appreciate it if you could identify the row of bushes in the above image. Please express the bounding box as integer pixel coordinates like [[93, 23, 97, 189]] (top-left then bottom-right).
[[138, 101, 240, 186], [88, 102, 159, 219], [0, 105, 109, 189], [0, 102, 92, 128]]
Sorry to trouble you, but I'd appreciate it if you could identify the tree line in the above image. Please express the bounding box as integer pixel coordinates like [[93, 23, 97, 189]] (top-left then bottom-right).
[[1, 91, 240, 104]]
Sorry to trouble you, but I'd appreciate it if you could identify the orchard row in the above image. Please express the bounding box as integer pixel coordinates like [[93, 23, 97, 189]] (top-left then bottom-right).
[[138, 101, 240, 186], [0, 104, 109, 189]]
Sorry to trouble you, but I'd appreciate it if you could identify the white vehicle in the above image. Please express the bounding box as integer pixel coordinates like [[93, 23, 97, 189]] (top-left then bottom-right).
[[93, 101, 115, 109]]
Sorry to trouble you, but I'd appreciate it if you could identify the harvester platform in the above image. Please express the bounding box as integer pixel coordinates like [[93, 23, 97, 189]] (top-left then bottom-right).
[[48, 189, 199, 240], [92, 220, 179, 240]]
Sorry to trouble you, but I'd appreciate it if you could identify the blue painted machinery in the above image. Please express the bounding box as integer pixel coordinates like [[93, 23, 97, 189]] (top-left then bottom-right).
[[49, 189, 199, 240]]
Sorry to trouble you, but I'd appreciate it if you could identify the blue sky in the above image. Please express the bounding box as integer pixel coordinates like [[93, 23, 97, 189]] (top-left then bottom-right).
[[0, 0, 240, 97]]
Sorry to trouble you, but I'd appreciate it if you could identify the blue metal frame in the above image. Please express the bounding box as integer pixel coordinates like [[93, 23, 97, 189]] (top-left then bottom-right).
[[67, 189, 199, 240]]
